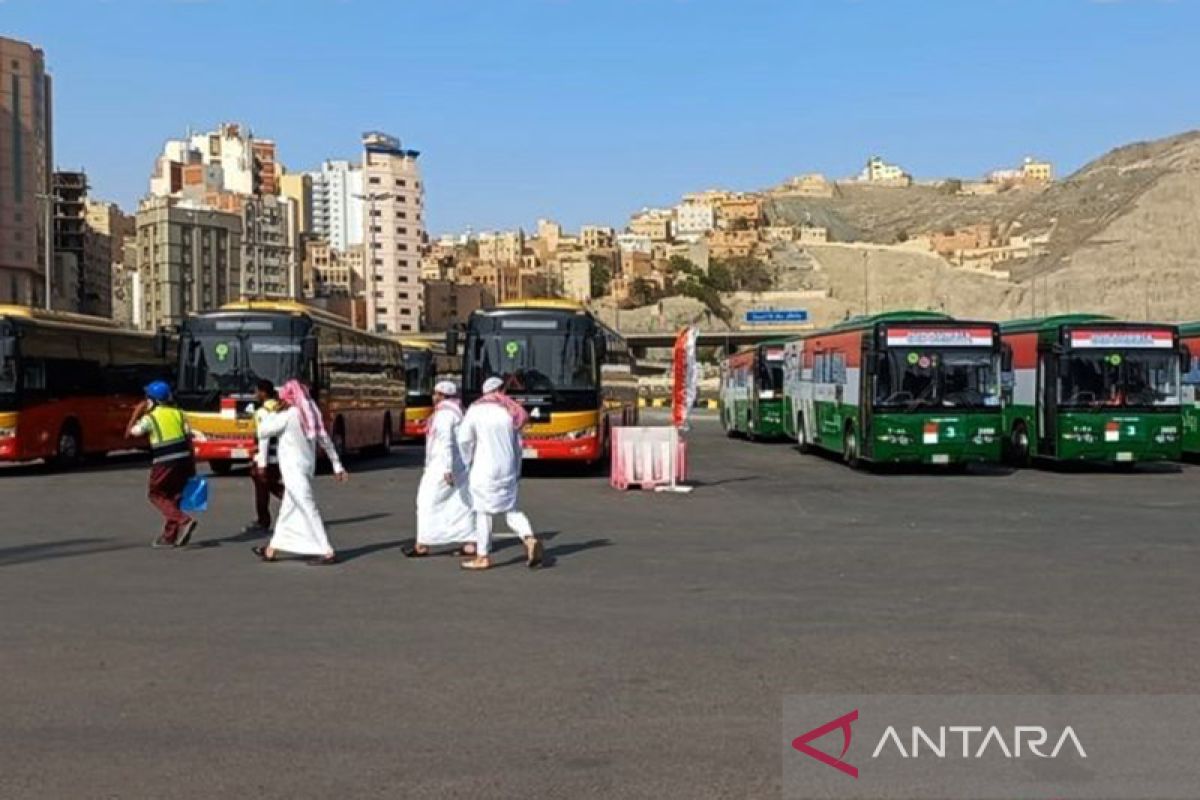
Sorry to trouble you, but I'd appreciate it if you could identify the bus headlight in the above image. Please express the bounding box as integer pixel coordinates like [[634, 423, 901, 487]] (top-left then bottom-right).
[[191, 430, 209, 443], [566, 426, 598, 441], [0, 426, 15, 439]]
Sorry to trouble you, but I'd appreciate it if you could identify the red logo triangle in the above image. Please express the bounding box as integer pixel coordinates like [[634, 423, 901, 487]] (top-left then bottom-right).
[[791, 709, 859, 779]]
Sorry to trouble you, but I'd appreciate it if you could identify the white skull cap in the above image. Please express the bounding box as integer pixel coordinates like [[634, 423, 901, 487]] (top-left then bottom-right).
[[434, 380, 457, 396], [482, 377, 504, 394]]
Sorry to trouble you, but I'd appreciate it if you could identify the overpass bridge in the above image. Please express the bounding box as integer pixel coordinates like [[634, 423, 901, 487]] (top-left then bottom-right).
[[399, 327, 812, 359]]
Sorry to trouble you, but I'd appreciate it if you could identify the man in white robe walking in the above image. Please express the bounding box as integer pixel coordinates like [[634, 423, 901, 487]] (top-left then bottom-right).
[[404, 380, 476, 558], [458, 376, 543, 570]]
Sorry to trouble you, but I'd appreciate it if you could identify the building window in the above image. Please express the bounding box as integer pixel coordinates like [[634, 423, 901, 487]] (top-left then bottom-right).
[[395, 179, 406, 187], [396, 227, 407, 235], [368, 176, 381, 184]]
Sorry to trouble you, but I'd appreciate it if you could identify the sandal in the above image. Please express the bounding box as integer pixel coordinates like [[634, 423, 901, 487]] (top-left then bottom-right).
[[307, 554, 338, 567], [252, 546, 277, 562], [402, 544, 431, 558], [453, 544, 477, 557], [525, 538, 544, 570], [460, 556, 492, 571]]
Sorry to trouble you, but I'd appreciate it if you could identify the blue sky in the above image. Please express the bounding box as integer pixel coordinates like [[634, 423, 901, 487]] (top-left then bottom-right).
[[4, 0, 1198, 234]]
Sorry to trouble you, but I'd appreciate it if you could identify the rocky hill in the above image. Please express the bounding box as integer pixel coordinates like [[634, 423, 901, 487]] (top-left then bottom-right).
[[728, 130, 1200, 326]]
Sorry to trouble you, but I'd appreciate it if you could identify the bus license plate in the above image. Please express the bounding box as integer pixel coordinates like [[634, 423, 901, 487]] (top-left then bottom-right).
[[1116, 452, 1133, 462], [931, 454, 949, 465], [230, 448, 250, 460], [522, 448, 538, 459]]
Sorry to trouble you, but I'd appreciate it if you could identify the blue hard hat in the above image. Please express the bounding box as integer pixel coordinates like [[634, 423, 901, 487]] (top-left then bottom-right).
[[145, 380, 171, 402]]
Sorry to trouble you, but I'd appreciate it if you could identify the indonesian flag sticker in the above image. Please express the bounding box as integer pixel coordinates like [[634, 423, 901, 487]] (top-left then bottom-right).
[[923, 421, 939, 444], [1105, 421, 1120, 442]]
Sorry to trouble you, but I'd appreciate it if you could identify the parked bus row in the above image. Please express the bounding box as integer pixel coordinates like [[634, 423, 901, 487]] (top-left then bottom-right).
[[0, 299, 639, 473], [721, 311, 1196, 469]]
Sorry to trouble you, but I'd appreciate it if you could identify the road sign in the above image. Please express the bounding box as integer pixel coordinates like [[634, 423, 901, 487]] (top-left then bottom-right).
[[744, 309, 809, 324]]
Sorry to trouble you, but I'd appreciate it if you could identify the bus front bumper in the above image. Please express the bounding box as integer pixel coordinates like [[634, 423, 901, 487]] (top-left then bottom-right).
[[403, 413, 430, 438], [193, 437, 257, 463], [520, 432, 602, 461]]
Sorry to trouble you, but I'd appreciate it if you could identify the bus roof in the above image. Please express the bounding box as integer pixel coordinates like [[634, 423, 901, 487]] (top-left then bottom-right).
[[495, 298, 587, 312], [0, 304, 143, 334], [201, 301, 399, 345], [784, 310, 955, 340], [1178, 321, 1200, 338], [998, 314, 1116, 334]]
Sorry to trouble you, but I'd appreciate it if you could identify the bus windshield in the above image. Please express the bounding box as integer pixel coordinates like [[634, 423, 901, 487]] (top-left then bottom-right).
[[1058, 351, 1180, 408], [466, 332, 596, 395], [0, 332, 16, 402], [404, 350, 434, 399], [758, 349, 784, 391], [874, 348, 1000, 410], [178, 319, 309, 400]]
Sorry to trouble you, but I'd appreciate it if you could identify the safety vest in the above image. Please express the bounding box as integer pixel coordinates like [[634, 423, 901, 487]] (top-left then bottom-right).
[[145, 405, 192, 465]]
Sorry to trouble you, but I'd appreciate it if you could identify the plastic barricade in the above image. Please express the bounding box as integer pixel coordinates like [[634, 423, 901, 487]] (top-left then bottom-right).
[[610, 426, 688, 490]]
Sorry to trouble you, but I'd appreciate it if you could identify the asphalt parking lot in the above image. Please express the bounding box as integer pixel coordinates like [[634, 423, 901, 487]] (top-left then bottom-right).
[[1, 409, 1198, 799]]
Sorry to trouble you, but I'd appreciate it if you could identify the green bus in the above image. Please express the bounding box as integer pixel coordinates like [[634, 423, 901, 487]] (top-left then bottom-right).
[[999, 315, 1183, 465], [719, 341, 787, 440], [781, 311, 1004, 467]]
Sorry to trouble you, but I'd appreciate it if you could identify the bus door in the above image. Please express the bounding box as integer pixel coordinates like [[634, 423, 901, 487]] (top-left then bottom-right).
[[860, 339, 876, 458], [1037, 345, 1059, 456]]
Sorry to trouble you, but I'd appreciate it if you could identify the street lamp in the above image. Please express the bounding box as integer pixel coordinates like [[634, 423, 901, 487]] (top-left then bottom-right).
[[353, 191, 393, 331], [35, 192, 62, 310]]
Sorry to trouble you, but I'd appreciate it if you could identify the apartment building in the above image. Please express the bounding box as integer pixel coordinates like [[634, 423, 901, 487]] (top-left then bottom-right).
[[859, 156, 911, 186], [674, 200, 716, 238], [580, 225, 615, 250], [477, 229, 525, 266], [715, 195, 763, 230], [135, 197, 243, 330], [423, 279, 493, 332], [628, 208, 673, 242], [307, 159, 363, 253], [0, 36, 53, 307], [361, 131, 425, 333]]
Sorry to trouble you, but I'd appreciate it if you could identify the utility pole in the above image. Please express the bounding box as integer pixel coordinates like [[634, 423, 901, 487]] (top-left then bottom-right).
[[35, 192, 60, 310]]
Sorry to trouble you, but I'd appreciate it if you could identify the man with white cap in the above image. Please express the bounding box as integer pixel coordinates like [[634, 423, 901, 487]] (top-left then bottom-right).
[[457, 376, 543, 570], [404, 380, 476, 558]]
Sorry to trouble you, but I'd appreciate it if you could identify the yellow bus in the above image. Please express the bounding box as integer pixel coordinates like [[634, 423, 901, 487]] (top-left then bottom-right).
[[452, 299, 638, 463], [400, 339, 436, 438], [174, 300, 405, 474]]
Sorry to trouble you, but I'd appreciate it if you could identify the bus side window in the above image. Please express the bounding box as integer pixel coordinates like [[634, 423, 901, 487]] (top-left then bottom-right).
[[1184, 354, 1200, 386]]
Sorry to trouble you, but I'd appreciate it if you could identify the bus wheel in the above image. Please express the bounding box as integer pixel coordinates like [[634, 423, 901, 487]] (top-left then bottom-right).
[[843, 423, 862, 469], [796, 416, 812, 454], [333, 418, 348, 461], [209, 459, 233, 476], [373, 414, 393, 457], [51, 422, 83, 469], [746, 414, 757, 442], [1007, 422, 1031, 467], [723, 411, 736, 438]]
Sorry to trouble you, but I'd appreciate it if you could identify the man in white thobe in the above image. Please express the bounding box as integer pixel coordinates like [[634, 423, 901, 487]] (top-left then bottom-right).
[[458, 376, 543, 570], [404, 381, 476, 558]]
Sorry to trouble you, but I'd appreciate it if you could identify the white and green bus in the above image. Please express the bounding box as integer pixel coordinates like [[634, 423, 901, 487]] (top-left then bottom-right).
[[781, 311, 1004, 467]]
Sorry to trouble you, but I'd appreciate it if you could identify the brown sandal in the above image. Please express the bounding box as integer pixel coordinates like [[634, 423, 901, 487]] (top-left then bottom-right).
[[460, 556, 492, 571]]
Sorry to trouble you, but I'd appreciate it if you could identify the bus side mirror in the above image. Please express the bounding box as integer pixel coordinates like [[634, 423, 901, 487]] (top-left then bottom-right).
[[153, 330, 170, 359], [595, 336, 608, 362], [303, 335, 318, 363], [1181, 344, 1191, 372], [1001, 343, 1013, 372], [445, 329, 459, 356]]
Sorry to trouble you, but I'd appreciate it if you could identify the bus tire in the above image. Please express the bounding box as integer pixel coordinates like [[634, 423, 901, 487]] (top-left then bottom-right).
[[1007, 421, 1031, 467], [333, 418, 348, 461], [372, 414, 394, 457], [745, 413, 757, 442], [723, 411, 737, 438], [843, 423, 862, 470], [208, 459, 233, 476], [51, 421, 83, 469], [796, 415, 812, 454]]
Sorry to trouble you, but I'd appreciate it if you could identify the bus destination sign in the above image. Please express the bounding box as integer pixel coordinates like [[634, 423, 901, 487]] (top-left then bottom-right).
[[1070, 329, 1174, 349], [886, 328, 994, 347]]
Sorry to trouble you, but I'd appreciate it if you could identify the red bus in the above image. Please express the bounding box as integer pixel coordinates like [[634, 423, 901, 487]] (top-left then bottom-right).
[[0, 305, 173, 467]]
